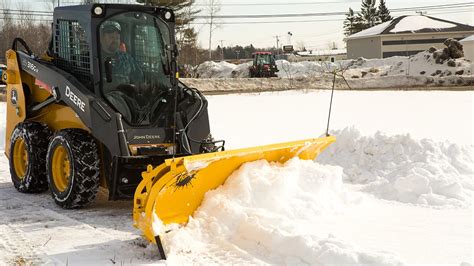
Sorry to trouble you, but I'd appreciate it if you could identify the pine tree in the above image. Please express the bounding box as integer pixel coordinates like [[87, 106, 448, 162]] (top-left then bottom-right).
[[343, 8, 362, 36], [136, 0, 199, 64], [358, 0, 379, 29], [378, 0, 392, 22], [135, 0, 199, 32]]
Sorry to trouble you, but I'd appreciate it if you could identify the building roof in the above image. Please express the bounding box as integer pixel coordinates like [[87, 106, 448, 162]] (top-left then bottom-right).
[[346, 15, 474, 40], [297, 49, 347, 57]]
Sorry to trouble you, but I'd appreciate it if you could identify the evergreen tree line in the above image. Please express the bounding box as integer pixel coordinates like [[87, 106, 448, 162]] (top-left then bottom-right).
[[343, 0, 392, 36]]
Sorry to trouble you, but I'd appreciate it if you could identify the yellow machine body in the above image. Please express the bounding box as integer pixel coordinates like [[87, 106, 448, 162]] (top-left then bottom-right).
[[133, 135, 335, 244], [3, 49, 89, 158]]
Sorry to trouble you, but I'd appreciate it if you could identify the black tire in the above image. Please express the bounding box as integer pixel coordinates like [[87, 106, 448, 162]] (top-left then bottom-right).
[[46, 129, 100, 209], [9, 121, 52, 193]]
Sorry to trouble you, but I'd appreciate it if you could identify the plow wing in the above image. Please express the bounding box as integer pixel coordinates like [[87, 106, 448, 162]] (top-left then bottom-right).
[[133, 136, 335, 245]]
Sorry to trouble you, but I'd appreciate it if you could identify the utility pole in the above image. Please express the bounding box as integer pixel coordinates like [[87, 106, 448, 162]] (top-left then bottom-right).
[[219, 40, 224, 60], [274, 35, 280, 55]]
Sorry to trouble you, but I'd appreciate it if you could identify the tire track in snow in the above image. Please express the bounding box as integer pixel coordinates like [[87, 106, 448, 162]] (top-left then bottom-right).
[[0, 183, 156, 264], [0, 223, 48, 265]]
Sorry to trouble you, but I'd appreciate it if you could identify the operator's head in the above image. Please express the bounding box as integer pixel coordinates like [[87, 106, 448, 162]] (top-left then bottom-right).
[[100, 21, 121, 54]]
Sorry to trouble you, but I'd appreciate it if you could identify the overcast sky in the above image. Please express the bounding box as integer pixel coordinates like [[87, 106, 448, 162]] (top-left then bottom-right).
[[191, 0, 473, 50], [16, 0, 474, 50]]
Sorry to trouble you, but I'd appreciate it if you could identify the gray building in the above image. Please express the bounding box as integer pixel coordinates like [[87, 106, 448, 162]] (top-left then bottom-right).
[[345, 15, 474, 59], [460, 35, 474, 61]]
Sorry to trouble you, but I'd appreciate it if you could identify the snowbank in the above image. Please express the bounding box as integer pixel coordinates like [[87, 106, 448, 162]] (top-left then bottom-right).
[[194, 61, 252, 78], [319, 127, 474, 208], [184, 51, 472, 92], [346, 50, 472, 78], [160, 159, 404, 265], [192, 51, 472, 81]]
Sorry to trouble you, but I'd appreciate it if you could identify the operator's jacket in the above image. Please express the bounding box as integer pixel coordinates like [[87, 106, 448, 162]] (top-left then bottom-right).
[[102, 51, 145, 89]]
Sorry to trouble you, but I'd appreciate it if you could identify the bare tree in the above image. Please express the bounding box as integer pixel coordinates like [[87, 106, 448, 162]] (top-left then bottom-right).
[[296, 41, 306, 52], [203, 0, 221, 60], [326, 41, 338, 50], [0, 1, 51, 60]]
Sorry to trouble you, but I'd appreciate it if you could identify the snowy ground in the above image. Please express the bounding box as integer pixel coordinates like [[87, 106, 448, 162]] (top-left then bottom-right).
[[0, 90, 472, 265]]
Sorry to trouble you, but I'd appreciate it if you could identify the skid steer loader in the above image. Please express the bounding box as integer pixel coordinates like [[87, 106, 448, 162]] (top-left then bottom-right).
[[3, 4, 335, 259]]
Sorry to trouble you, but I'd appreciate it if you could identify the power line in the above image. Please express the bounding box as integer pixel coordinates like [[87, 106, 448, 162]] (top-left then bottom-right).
[[1, 2, 472, 24], [190, 18, 344, 24], [428, 9, 474, 16], [190, 8, 474, 24], [1, 2, 472, 17], [193, 2, 473, 19], [193, 1, 361, 6]]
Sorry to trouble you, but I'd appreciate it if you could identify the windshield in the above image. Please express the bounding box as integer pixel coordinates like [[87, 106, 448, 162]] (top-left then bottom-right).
[[99, 12, 173, 126], [255, 54, 273, 65]]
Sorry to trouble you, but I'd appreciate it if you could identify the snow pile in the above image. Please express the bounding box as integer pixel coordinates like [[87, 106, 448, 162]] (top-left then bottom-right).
[[384, 50, 471, 77], [194, 60, 251, 78], [191, 50, 472, 84], [277, 60, 339, 78], [160, 159, 403, 265], [194, 59, 350, 79], [319, 127, 474, 208], [343, 51, 472, 79]]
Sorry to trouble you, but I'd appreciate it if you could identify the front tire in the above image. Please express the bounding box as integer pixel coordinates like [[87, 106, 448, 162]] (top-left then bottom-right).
[[46, 129, 100, 209], [9, 122, 52, 193]]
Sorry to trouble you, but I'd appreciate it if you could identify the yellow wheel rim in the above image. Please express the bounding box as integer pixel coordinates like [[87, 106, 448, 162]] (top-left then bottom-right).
[[13, 137, 28, 179], [51, 145, 71, 192]]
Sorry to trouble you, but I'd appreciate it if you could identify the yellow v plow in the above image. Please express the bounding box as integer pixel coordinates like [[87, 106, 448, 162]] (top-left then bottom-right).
[[133, 135, 335, 257]]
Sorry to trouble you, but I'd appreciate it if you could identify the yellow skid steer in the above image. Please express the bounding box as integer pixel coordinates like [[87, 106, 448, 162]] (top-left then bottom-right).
[[2, 4, 335, 259]]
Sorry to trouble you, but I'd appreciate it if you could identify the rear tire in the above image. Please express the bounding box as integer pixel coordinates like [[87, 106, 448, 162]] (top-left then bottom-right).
[[9, 121, 52, 193], [46, 129, 100, 209]]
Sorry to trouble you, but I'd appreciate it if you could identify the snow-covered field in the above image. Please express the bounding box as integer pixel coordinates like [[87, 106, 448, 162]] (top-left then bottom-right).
[[0, 90, 472, 265]]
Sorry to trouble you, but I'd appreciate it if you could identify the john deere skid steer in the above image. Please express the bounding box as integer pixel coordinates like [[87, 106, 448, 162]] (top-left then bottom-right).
[[3, 4, 335, 258]]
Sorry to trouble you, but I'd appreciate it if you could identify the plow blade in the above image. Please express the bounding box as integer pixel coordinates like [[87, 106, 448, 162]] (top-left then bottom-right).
[[133, 136, 335, 244]]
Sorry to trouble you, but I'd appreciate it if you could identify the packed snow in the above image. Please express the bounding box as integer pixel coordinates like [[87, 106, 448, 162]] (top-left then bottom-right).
[[390, 16, 456, 33], [0, 89, 472, 265]]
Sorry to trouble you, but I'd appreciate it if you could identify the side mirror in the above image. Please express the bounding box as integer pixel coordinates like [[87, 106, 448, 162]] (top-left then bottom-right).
[[105, 57, 113, 82]]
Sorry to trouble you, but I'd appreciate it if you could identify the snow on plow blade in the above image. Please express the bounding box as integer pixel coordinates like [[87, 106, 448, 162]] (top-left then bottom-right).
[[133, 136, 336, 244]]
